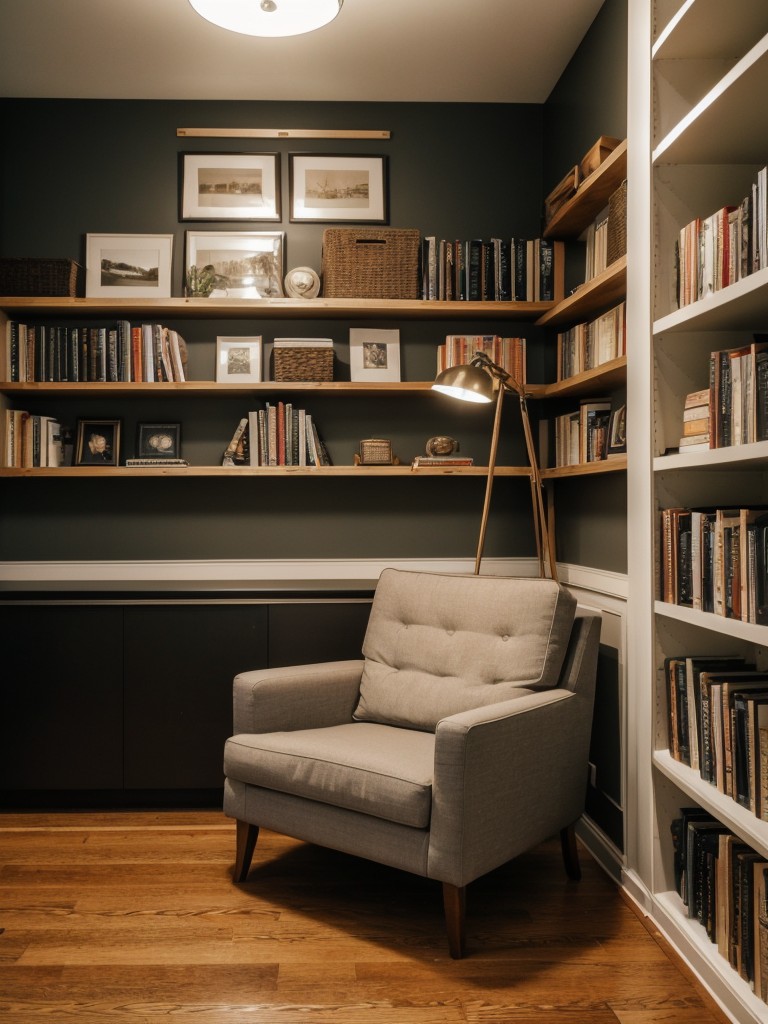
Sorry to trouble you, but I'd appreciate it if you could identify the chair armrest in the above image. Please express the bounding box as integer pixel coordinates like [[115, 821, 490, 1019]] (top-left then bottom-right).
[[428, 688, 593, 887], [233, 659, 365, 734]]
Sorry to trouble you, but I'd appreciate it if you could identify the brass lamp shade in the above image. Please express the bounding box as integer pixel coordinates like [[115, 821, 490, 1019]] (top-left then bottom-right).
[[432, 364, 494, 404]]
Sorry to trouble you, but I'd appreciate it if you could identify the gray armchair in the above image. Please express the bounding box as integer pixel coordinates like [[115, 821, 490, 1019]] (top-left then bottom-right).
[[223, 569, 601, 957]]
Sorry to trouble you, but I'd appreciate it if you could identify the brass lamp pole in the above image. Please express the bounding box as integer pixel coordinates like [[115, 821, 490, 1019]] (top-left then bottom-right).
[[433, 352, 556, 580]]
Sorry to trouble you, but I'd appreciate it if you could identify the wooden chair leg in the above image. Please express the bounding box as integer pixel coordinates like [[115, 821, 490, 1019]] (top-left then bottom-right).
[[442, 882, 466, 959], [234, 819, 259, 882], [560, 823, 581, 881]]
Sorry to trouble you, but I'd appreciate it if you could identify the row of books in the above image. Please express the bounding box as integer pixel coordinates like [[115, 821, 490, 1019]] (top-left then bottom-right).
[[556, 301, 626, 381], [676, 165, 768, 308], [672, 806, 768, 999], [224, 403, 330, 467], [666, 657, 768, 811], [553, 398, 625, 467], [660, 505, 768, 624], [3, 320, 187, 383], [435, 334, 526, 383], [678, 337, 768, 451], [3, 409, 64, 468], [421, 237, 561, 303]]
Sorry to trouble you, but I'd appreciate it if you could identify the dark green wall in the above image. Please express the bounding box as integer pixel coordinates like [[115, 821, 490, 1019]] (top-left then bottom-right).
[[543, 0, 628, 573], [0, 99, 550, 563]]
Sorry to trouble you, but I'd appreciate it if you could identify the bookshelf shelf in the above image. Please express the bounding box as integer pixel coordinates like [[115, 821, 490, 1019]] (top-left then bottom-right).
[[534, 256, 626, 328], [653, 30, 768, 164], [0, 295, 554, 322], [654, 749, 768, 858], [0, 464, 532, 479], [537, 355, 627, 399], [540, 456, 627, 480], [0, 380, 440, 399]]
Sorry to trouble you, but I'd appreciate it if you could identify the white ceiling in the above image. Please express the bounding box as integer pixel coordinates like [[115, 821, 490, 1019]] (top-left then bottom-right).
[[0, 0, 606, 104]]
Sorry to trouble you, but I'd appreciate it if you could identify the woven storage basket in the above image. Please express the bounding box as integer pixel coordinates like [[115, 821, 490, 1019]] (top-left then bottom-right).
[[322, 228, 420, 299], [274, 346, 334, 382], [607, 180, 627, 265], [0, 257, 81, 297]]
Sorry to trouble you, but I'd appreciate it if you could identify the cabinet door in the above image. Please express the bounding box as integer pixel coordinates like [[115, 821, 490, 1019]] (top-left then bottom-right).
[[268, 600, 372, 668], [0, 605, 124, 791], [123, 604, 268, 790]]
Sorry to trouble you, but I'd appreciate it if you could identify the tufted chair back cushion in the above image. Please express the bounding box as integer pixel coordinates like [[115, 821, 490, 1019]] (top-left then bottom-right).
[[353, 569, 577, 732]]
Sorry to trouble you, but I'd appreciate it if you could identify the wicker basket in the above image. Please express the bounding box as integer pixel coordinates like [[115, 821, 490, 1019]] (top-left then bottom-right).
[[322, 228, 420, 299], [0, 257, 81, 297], [273, 345, 334, 382], [607, 180, 627, 265]]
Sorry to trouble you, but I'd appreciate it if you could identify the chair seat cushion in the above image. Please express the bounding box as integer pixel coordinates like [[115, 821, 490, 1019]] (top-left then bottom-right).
[[354, 569, 576, 731], [224, 722, 435, 828]]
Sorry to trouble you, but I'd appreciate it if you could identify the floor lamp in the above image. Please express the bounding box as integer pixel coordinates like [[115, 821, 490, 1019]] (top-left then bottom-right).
[[433, 352, 557, 580]]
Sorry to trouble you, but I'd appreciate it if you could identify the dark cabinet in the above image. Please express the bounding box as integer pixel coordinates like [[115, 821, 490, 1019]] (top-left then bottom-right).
[[124, 604, 269, 789], [0, 595, 372, 801], [0, 605, 124, 790]]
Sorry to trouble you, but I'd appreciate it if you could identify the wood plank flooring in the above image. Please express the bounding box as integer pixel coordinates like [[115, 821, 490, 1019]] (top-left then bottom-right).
[[0, 811, 730, 1023]]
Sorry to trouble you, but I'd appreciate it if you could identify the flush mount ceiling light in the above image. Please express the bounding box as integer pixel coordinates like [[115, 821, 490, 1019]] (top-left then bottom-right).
[[189, 0, 343, 38]]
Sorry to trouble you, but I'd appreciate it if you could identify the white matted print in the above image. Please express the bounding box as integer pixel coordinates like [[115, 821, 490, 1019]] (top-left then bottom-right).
[[216, 336, 263, 384], [290, 154, 387, 223], [86, 234, 173, 298], [186, 230, 285, 298], [349, 328, 400, 382], [181, 152, 281, 221]]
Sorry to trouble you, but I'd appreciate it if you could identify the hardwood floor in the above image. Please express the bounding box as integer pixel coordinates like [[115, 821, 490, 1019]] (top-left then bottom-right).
[[0, 811, 730, 1023]]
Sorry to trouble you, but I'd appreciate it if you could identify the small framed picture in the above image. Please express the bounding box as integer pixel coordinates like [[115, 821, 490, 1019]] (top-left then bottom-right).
[[289, 154, 388, 223], [349, 328, 400, 382], [186, 230, 285, 298], [216, 336, 263, 383], [607, 403, 627, 457], [75, 419, 121, 466], [85, 233, 173, 298], [180, 152, 281, 221], [137, 423, 181, 460]]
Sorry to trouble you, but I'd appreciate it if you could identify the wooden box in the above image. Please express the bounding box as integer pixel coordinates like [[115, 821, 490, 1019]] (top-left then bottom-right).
[[322, 228, 421, 299], [579, 136, 622, 180], [544, 166, 581, 225]]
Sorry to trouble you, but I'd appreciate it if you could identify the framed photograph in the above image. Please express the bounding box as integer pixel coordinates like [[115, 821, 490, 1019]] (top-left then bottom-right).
[[607, 403, 627, 457], [216, 336, 263, 383], [85, 233, 173, 298], [137, 422, 181, 460], [186, 230, 285, 298], [180, 152, 281, 221], [75, 419, 121, 466], [349, 328, 400, 382], [289, 154, 388, 223]]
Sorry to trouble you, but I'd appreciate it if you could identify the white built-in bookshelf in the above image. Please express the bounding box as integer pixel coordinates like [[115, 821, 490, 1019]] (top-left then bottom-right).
[[628, 2, 768, 1021]]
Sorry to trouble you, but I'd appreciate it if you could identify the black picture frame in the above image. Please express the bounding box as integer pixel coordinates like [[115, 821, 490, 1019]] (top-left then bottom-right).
[[137, 422, 182, 460], [75, 419, 121, 466], [607, 403, 627, 457]]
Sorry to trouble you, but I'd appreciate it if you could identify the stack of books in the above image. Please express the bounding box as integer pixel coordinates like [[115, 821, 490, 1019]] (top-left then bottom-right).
[[678, 388, 710, 452]]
